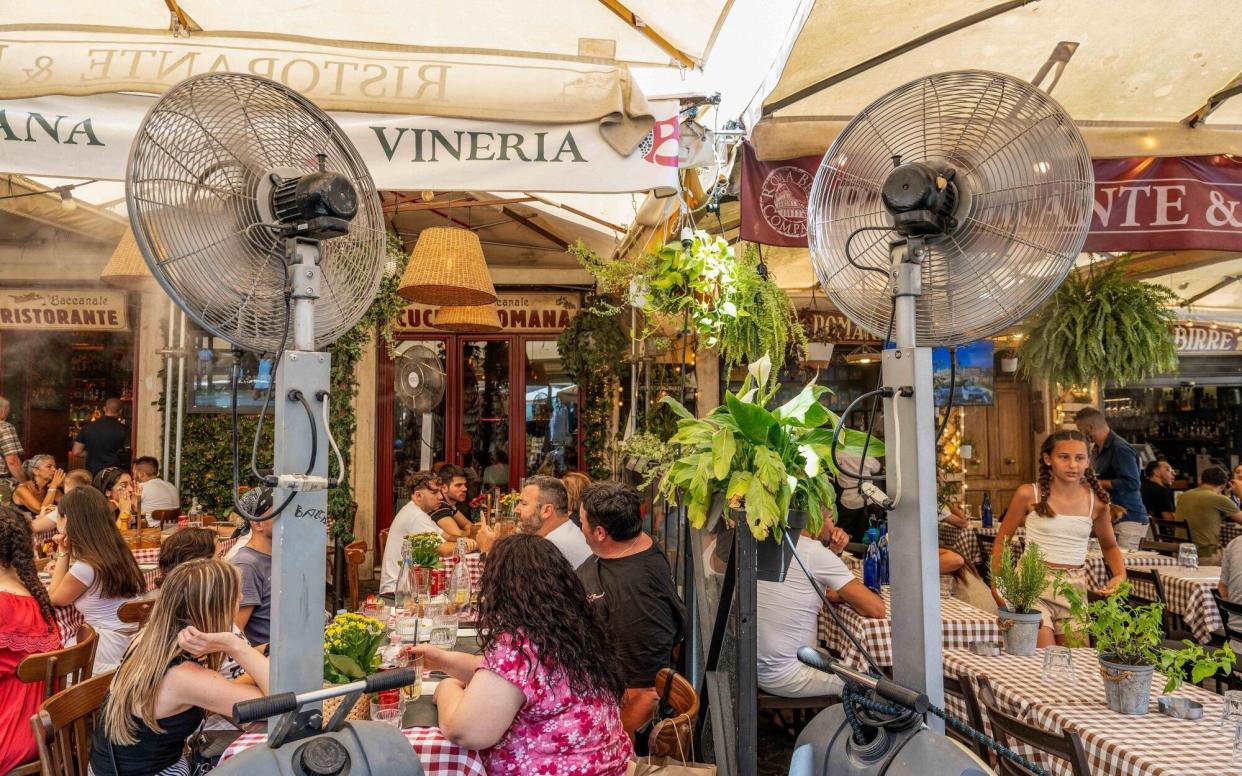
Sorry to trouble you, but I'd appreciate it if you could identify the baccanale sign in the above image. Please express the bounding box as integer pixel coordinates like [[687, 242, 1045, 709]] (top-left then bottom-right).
[[0, 288, 127, 331]]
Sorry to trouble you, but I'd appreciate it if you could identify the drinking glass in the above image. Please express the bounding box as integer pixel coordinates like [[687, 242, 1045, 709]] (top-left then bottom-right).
[[939, 576, 955, 598], [1042, 646, 1074, 683], [1221, 691, 1242, 730], [1234, 721, 1242, 763], [405, 654, 424, 701], [1087, 537, 1101, 555], [430, 613, 459, 648], [372, 707, 403, 728], [396, 616, 420, 644], [1179, 543, 1199, 569]]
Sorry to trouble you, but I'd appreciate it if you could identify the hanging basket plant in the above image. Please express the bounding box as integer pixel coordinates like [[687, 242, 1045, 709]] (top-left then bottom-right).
[[1018, 260, 1180, 387]]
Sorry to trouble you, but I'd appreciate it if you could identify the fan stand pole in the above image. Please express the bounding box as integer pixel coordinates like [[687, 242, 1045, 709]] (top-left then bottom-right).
[[269, 238, 331, 729], [883, 237, 945, 732]]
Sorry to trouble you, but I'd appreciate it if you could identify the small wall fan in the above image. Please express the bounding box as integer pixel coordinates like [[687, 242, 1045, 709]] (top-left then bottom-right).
[[395, 345, 446, 413]]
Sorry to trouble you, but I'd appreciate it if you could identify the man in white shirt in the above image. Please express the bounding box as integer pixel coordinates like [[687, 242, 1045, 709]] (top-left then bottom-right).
[[380, 470, 475, 596], [132, 456, 180, 512], [516, 475, 592, 569], [757, 524, 885, 698]]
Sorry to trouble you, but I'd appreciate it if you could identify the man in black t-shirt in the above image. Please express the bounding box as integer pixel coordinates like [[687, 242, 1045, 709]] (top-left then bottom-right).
[[1141, 459, 1177, 521], [576, 481, 684, 735], [71, 398, 129, 475], [430, 464, 473, 536]]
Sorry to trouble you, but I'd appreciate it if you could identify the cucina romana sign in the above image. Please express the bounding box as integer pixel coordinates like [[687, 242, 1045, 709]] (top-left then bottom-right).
[[0, 288, 127, 331], [394, 292, 582, 334]]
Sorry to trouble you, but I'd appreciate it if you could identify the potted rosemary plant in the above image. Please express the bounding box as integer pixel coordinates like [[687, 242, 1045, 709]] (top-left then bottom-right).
[[991, 542, 1048, 656], [1055, 581, 1235, 715], [659, 355, 882, 581]]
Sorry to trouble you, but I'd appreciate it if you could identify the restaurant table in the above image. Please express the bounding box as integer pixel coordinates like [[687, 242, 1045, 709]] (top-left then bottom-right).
[[943, 647, 1232, 776], [1129, 565, 1224, 644], [1222, 521, 1242, 548], [939, 522, 983, 566], [817, 587, 1001, 670], [220, 727, 487, 775], [442, 552, 483, 589]]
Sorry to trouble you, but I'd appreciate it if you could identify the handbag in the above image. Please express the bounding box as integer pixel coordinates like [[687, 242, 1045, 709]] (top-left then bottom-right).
[[187, 728, 245, 775], [627, 726, 715, 776], [633, 668, 678, 756]]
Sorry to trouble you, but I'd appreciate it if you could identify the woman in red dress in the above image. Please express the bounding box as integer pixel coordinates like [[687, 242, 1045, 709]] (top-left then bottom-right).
[[0, 505, 60, 772]]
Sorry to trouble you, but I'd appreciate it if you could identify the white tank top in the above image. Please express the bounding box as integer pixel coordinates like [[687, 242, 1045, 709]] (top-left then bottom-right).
[[1023, 483, 1094, 567]]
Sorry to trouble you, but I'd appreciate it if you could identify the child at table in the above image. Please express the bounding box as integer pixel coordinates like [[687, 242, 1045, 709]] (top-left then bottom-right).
[[47, 487, 145, 672], [991, 430, 1126, 647], [0, 506, 60, 773], [90, 558, 270, 776]]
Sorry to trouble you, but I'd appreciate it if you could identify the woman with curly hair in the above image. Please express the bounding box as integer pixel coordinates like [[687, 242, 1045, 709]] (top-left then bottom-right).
[[412, 533, 632, 775], [990, 429, 1126, 647], [0, 505, 60, 772]]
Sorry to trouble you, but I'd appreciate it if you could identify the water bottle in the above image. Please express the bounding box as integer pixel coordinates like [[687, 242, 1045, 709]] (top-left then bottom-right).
[[394, 545, 416, 618], [862, 528, 881, 592], [878, 525, 890, 586], [981, 492, 994, 528]]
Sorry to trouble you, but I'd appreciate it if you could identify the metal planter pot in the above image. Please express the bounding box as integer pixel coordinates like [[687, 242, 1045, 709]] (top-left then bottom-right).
[[1099, 655, 1154, 715], [997, 608, 1042, 656], [755, 508, 809, 583]]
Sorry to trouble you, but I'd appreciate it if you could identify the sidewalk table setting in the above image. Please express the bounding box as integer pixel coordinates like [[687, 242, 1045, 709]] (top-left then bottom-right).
[[220, 727, 487, 775], [1129, 565, 1225, 644], [939, 522, 984, 566], [943, 647, 1235, 776]]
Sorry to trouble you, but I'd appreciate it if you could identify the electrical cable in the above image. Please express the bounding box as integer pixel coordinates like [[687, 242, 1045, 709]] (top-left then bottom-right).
[[289, 389, 318, 475], [319, 391, 346, 488], [250, 294, 291, 484], [829, 295, 897, 486], [844, 226, 896, 279], [231, 356, 295, 523]]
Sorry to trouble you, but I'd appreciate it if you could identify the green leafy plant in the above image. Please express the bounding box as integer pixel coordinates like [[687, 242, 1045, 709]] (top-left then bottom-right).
[[406, 532, 444, 568], [1019, 260, 1179, 387], [617, 431, 674, 489], [1055, 580, 1236, 692], [659, 354, 882, 540], [323, 612, 386, 683], [991, 541, 1048, 614], [557, 296, 628, 480]]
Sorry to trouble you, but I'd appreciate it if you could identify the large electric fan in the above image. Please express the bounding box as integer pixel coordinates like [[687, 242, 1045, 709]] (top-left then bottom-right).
[[127, 73, 421, 775], [791, 71, 1093, 775], [395, 345, 446, 471]]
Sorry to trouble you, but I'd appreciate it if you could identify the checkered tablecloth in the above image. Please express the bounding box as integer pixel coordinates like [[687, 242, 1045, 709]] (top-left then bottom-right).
[[817, 589, 1001, 670], [944, 648, 1231, 776], [1129, 566, 1223, 644], [939, 523, 983, 566], [221, 727, 487, 775], [442, 553, 484, 589], [1222, 522, 1242, 548]]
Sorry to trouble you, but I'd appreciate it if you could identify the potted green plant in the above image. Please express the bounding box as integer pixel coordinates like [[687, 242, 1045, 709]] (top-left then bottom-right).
[[1019, 260, 1179, 388], [1055, 581, 1235, 715], [322, 612, 387, 720], [991, 542, 1048, 656], [659, 355, 882, 581], [406, 532, 444, 569]]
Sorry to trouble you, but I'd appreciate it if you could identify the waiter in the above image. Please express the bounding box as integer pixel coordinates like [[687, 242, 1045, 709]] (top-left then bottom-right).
[[1075, 407, 1147, 549]]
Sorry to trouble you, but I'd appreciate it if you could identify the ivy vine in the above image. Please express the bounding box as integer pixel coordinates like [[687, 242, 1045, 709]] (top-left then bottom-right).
[[557, 296, 628, 480]]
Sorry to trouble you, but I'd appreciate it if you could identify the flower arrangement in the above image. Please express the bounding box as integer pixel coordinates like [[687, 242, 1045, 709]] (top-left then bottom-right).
[[323, 612, 386, 684], [407, 532, 444, 568], [498, 491, 521, 515]]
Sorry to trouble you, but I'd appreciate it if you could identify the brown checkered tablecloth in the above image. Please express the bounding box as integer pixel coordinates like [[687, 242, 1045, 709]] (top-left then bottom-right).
[[817, 589, 1001, 670], [1222, 521, 1242, 548], [939, 523, 983, 565], [1129, 566, 1223, 644], [944, 648, 1231, 776]]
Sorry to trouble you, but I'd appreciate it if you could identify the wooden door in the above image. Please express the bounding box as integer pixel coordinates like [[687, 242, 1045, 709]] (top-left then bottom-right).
[[965, 378, 1034, 518]]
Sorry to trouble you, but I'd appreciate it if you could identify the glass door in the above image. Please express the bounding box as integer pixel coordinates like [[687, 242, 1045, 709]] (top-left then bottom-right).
[[522, 339, 579, 477], [458, 339, 512, 500]]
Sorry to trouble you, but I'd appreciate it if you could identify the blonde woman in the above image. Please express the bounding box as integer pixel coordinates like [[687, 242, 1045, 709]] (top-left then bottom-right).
[[561, 471, 591, 527], [89, 559, 269, 776]]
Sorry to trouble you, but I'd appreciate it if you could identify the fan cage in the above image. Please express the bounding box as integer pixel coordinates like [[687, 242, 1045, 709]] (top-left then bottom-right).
[[808, 70, 1094, 348], [126, 72, 386, 354]]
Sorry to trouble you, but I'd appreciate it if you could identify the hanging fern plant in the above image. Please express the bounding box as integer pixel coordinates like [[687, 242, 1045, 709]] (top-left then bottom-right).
[[1019, 260, 1180, 387]]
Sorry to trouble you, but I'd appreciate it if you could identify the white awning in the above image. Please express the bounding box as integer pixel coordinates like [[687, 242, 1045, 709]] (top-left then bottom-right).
[[748, 0, 1242, 160]]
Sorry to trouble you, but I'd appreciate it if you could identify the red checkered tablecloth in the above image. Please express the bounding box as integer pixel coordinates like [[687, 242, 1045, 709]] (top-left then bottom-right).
[[221, 727, 486, 775], [442, 553, 483, 589], [944, 648, 1230, 776], [817, 589, 1001, 670]]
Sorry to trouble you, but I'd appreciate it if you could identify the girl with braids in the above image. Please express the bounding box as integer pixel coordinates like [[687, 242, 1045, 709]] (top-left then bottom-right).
[[0, 505, 60, 772], [90, 558, 270, 776], [991, 430, 1127, 647], [411, 533, 633, 775], [48, 487, 144, 672]]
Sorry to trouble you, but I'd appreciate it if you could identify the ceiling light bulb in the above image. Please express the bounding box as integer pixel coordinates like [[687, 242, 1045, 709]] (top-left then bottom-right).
[[59, 189, 76, 211]]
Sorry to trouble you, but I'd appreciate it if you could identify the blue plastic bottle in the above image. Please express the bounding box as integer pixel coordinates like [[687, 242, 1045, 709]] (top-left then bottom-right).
[[862, 527, 881, 592], [981, 491, 994, 528], [878, 525, 890, 586]]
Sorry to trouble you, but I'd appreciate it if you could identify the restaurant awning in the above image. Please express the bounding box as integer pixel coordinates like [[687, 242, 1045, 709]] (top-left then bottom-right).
[[748, 0, 1242, 160], [0, 1, 732, 155]]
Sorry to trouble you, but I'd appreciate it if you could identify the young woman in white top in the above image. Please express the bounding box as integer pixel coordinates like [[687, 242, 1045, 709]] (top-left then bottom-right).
[[991, 430, 1126, 647], [48, 487, 145, 671]]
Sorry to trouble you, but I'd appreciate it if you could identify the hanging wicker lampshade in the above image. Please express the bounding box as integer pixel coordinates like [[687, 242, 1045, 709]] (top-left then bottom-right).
[[100, 228, 156, 289], [432, 303, 502, 332], [398, 226, 497, 306]]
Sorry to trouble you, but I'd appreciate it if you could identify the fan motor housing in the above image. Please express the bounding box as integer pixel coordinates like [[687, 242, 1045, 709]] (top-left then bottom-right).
[[271, 171, 359, 240], [881, 162, 958, 237]]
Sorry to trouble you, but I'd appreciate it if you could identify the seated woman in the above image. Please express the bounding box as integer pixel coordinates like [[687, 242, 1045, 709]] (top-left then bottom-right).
[[12, 455, 64, 528], [156, 527, 217, 588], [561, 471, 591, 527], [92, 466, 139, 524], [0, 506, 60, 773], [412, 534, 633, 775], [39, 469, 94, 535], [90, 558, 270, 776], [47, 487, 145, 672]]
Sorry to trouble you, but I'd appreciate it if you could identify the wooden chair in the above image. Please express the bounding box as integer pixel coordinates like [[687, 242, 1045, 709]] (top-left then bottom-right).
[[647, 669, 700, 759], [943, 674, 990, 762], [16, 624, 98, 701], [29, 671, 113, 776], [378, 528, 389, 567], [117, 598, 157, 626], [975, 676, 1091, 776], [1139, 538, 1181, 557], [151, 508, 179, 525], [345, 539, 367, 612], [1151, 517, 1192, 543], [1211, 590, 1242, 691], [1121, 568, 1194, 645]]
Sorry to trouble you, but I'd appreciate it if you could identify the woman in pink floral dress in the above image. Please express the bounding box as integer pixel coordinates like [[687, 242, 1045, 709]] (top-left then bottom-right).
[[413, 533, 633, 775]]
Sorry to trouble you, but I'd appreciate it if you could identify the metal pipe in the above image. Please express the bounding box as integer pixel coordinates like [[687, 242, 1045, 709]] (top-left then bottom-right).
[[162, 297, 175, 478], [173, 308, 186, 490]]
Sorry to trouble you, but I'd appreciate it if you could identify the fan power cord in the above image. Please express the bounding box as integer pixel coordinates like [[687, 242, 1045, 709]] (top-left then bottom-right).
[[844, 226, 895, 280], [230, 356, 296, 524], [317, 390, 346, 488], [287, 389, 318, 476], [829, 388, 892, 484], [784, 533, 1049, 776]]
